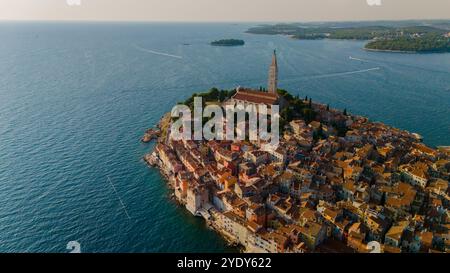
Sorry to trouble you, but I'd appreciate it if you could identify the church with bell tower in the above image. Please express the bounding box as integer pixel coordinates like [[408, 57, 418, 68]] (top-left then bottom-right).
[[227, 50, 286, 110]]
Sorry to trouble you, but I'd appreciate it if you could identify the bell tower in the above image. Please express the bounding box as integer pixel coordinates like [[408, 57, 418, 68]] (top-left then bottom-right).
[[267, 50, 278, 94]]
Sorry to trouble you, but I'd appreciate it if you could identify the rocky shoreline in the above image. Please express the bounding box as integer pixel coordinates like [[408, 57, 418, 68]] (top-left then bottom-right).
[[141, 128, 160, 143]]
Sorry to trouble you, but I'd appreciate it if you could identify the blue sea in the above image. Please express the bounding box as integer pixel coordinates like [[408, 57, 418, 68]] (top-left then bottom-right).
[[0, 22, 449, 253]]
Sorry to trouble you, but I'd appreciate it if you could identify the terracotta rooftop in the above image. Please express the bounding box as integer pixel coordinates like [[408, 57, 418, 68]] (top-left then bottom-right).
[[231, 88, 279, 105]]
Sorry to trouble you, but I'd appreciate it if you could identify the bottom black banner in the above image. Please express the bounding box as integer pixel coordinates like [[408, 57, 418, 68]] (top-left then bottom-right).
[[0, 253, 446, 272]]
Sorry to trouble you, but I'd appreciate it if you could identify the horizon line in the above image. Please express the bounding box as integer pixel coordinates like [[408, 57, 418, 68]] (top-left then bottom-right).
[[1, 18, 450, 24]]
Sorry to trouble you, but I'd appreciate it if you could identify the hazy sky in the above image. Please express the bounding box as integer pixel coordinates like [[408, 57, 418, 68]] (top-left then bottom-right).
[[1, 0, 449, 22]]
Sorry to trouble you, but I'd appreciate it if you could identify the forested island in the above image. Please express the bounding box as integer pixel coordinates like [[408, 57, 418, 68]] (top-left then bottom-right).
[[246, 20, 450, 53], [211, 39, 245, 46]]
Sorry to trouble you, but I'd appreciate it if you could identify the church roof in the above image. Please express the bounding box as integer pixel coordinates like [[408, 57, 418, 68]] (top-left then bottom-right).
[[232, 88, 279, 105]]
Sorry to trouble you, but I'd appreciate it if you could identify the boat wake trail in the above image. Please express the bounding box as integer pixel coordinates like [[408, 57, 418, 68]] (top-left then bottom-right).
[[299, 67, 381, 80], [133, 44, 183, 59], [350, 56, 449, 75], [107, 176, 131, 220], [349, 56, 371, 62]]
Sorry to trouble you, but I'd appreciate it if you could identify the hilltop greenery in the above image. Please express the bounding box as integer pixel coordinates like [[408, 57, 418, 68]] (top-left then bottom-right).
[[181, 88, 236, 109], [277, 89, 316, 128], [177, 88, 350, 137]]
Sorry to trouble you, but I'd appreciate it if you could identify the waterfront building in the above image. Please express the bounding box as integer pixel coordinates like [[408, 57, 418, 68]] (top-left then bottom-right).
[[186, 184, 209, 215], [248, 229, 290, 253], [219, 211, 250, 246]]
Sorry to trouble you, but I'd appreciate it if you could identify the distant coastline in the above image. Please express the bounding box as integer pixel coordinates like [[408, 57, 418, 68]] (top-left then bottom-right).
[[363, 48, 418, 54], [246, 21, 450, 54]]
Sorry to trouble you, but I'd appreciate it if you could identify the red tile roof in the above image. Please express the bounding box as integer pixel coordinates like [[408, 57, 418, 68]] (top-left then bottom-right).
[[232, 89, 279, 105]]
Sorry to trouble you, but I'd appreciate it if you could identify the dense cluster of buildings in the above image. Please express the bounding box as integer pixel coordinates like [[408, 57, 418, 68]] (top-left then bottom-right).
[[147, 52, 450, 253]]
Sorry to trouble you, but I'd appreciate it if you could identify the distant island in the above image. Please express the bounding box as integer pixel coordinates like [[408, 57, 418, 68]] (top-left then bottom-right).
[[211, 39, 245, 46], [246, 20, 450, 53]]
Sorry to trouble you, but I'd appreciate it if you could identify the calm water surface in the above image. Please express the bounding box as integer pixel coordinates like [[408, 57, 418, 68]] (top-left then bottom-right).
[[0, 22, 449, 252]]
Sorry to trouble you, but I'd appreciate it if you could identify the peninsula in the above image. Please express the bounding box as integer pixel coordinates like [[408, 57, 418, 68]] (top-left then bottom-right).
[[143, 52, 450, 253]]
